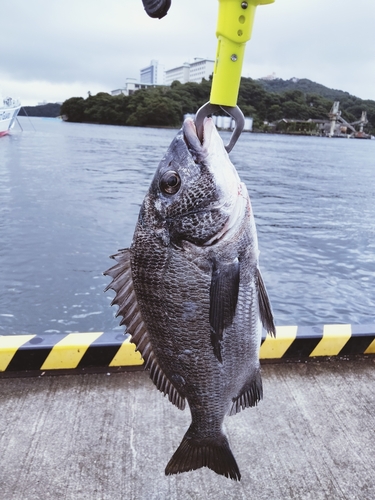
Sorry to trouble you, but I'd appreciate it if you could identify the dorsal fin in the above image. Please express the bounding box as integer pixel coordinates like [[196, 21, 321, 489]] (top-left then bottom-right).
[[104, 249, 185, 410]]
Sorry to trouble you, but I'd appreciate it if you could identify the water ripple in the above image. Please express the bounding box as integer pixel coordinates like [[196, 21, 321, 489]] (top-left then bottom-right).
[[1, 119, 374, 334]]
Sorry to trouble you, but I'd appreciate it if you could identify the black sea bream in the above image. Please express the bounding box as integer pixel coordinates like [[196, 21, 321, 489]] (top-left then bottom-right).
[[104, 117, 275, 480]]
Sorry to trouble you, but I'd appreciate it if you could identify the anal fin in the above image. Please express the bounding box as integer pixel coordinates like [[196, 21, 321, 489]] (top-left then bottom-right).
[[228, 369, 263, 416]]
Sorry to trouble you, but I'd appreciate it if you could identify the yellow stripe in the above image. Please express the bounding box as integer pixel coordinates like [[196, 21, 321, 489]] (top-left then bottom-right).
[[0, 335, 36, 371], [41, 332, 103, 370], [364, 338, 375, 354], [109, 337, 144, 367], [310, 324, 351, 357], [259, 326, 297, 359]]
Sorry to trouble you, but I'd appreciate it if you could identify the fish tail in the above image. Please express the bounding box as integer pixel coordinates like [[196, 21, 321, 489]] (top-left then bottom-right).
[[165, 429, 241, 481]]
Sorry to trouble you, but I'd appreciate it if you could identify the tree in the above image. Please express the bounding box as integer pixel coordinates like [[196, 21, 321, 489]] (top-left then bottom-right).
[[126, 90, 182, 127], [60, 97, 85, 122], [282, 101, 310, 120]]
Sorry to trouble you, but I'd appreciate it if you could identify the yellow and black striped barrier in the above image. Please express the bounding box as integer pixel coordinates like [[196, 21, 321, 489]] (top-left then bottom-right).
[[0, 325, 374, 374]]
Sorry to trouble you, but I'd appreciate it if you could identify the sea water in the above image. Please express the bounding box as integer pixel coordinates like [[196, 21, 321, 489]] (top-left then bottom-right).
[[0, 117, 374, 335]]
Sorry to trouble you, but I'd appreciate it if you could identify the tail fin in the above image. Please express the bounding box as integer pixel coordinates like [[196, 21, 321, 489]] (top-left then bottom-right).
[[165, 430, 241, 481]]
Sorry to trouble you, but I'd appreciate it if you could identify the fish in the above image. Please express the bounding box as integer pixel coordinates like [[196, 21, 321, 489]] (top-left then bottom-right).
[[104, 117, 276, 481]]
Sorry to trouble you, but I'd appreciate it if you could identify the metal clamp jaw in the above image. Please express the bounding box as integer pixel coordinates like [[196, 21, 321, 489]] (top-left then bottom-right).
[[195, 102, 245, 153]]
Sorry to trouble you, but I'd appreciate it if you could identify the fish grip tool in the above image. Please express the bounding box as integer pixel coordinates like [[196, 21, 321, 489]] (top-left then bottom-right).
[[196, 0, 275, 153]]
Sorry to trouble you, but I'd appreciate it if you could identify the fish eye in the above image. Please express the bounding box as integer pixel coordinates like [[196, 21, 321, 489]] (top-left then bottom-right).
[[160, 171, 181, 195]]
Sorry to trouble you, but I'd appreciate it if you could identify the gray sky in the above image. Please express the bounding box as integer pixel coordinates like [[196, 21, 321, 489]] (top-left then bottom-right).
[[1, 0, 375, 105]]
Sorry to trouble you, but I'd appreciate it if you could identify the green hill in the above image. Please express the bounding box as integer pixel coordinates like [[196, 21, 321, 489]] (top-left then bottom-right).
[[19, 103, 61, 118], [256, 77, 352, 101]]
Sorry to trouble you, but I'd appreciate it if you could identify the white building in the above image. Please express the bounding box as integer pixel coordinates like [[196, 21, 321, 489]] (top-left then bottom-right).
[[111, 78, 157, 97], [140, 60, 165, 85], [112, 57, 215, 97], [189, 58, 215, 83], [165, 58, 214, 85], [165, 63, 191, 85]]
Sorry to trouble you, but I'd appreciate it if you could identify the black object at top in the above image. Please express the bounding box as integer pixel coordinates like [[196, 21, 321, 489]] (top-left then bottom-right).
[[141, 0, 171, 18]]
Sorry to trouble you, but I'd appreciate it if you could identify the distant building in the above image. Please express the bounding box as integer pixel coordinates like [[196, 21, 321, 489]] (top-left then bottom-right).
[[165, 63, 191, 85], [140, 60, 165, 85], [188, 58, 215, 83], [112, 57, 214, 97], [165, 58, 214, 85], [111, 78, 157, 97], [260, 72, 277, 81]]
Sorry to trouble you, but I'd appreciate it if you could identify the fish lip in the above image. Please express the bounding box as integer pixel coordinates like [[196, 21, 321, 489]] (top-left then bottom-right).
[[182, 118, 203, 152], [182, 117, 219, 160]]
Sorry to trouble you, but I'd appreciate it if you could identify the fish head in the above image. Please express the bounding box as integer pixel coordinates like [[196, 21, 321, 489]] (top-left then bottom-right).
[[143, 117, 246, 246]]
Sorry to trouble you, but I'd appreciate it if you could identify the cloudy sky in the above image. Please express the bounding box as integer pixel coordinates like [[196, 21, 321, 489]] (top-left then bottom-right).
[[1, 0, 374, 106]]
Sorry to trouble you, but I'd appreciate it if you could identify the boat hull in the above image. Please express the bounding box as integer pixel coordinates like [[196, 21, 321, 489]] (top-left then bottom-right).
[[0, 102, 21, 136]]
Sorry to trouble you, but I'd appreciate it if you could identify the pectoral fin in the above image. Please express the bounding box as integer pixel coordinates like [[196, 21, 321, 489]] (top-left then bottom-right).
[[209, 258, 240, 362], [256, 267, 276, 337], [104, 249, 185, 410]]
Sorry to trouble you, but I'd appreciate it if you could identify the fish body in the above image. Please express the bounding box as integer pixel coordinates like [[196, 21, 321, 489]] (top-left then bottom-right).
[[105, 118, 275, 480]]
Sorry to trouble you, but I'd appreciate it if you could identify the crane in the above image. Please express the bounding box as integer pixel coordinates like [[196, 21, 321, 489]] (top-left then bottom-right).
[[328, 102, 369, 138]]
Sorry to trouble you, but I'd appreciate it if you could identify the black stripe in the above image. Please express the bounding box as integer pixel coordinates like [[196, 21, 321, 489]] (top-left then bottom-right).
[[78, 345, 122, 368], [282, 337, 322, 359], [339, 336, 375, 356], [77, 330, 127, 368], [5, 333, 68, 371], [6, 347, 53, 371]]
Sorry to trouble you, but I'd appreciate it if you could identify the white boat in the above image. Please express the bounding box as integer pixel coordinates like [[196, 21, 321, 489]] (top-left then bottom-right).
[[0, 95, 21, 137]]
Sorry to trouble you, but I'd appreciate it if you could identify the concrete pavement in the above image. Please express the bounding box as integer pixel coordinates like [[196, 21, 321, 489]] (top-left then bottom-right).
[[0, 358, 374, 500]]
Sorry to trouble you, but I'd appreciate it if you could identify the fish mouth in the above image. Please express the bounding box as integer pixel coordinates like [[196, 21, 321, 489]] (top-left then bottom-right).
[[183, 117, 224, 159]]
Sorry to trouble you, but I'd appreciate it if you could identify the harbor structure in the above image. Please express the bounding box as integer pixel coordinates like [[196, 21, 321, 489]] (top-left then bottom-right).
[[328, 101, 370, 138]]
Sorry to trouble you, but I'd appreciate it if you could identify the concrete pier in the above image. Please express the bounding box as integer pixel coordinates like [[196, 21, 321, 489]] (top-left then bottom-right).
[[1, 358, 374, 500]]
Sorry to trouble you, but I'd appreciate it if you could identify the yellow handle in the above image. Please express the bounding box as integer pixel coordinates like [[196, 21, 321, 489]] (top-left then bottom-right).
[[210, 0, 274, 107]]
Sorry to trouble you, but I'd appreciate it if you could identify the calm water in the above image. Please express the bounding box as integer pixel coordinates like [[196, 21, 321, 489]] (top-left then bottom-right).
[[0, 117, 374, 336]]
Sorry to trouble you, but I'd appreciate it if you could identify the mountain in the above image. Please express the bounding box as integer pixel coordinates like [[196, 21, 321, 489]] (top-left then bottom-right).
[[19, 103, 61, 118], [256, 77, 353, 101]]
